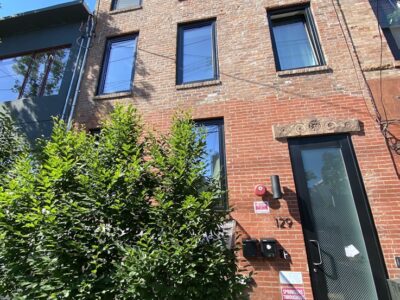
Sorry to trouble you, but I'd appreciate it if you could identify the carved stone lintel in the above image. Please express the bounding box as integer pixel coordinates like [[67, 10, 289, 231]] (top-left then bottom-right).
[[273, 118, 361, 139]]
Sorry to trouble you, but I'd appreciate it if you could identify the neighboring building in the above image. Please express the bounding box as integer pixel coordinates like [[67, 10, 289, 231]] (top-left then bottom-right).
[[340, 0, 400, 169], [74, 0, 400, 299], [0, 0, 92, 140]]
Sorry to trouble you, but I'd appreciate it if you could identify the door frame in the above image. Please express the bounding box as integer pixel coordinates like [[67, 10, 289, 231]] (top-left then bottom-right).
[[288, 134, 390, 300]]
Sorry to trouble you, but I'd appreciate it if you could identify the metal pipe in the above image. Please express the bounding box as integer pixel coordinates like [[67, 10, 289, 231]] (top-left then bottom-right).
[[61, 32, 84, 120], [67, 14, 94, 130]]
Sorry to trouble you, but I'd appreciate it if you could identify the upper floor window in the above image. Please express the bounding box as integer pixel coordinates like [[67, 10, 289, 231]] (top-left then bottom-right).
[[372, 0, 400, 60], [196, 119, 227, 210], [0, 47, 70, 102], [111, 0, 141, 10], [98, 35, 137, 95], [268, 5, 325, 71], [177, 20, 218, 85]]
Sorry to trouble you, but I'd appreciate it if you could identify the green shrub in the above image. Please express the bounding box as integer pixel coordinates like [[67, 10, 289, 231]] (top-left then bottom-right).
[[0, 110, 27, 176], [0, 106, 249, 299]]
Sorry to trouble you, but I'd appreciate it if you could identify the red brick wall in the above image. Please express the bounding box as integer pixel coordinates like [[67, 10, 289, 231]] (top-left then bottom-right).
[[75, 0, 400, 298], [337, 0, 400, 171]]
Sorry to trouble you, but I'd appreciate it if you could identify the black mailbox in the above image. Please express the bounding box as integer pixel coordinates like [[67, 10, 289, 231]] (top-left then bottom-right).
[[242, 239, 258, 258], [260, 238, 277, 258]]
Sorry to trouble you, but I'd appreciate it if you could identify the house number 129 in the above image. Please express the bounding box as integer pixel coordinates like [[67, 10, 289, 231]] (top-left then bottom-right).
[[275, 217, 293, 229]]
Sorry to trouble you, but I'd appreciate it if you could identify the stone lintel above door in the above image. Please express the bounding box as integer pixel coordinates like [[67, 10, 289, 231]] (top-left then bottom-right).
[[272, 118, 361, 139]]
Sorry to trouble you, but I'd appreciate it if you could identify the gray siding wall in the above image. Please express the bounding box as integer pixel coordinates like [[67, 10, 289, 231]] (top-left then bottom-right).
[[0, 21, 87, 141]]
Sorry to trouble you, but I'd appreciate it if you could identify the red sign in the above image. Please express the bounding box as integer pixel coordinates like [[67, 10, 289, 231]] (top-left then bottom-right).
[[281, 287, 305, 300]]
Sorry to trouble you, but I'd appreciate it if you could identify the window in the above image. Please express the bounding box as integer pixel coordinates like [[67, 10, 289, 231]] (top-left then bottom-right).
[[177, 20, 218, 84], [89, 128, 102, 136], [196, 119, 227, 210], [0, 47, 70, 102], [111, 0, 141, 10], [98, 35, 137, 95], [89, 128, 102, 143], [372, 0, 400, 60], [268, 5, 324, 71]]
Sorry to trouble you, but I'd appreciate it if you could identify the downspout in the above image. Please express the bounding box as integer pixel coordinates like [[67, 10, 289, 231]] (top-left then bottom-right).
[[66, 13, 94, 130], [61, 32, 84, 120]]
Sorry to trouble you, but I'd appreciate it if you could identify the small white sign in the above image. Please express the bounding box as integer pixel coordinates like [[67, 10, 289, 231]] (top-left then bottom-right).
[[253, 201, 270, 214], [279, 271, 304, 285]]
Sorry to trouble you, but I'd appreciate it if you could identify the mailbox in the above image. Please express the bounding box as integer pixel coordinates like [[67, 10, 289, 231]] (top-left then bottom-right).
[[242, 239, 258, 258], [260, 238, 277, 258]]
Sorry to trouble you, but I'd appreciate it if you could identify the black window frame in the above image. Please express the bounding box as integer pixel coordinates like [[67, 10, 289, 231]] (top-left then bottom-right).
[[0, 45, 71, 101], [97, 34, 138, 95], [383, 28, 400, 60], [176, 19, 219, 85], [195, 118, 228, 211], [267, 4, 325, 71], [111, 0, 142, 11]]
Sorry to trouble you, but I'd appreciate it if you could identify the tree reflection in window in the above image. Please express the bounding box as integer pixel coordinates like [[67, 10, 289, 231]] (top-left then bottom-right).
[[44, 49, 71, 96], [21, 53, 48, 98], [196, 120, 227, 210], [0, 57, 27, 101], [0, 47, 70, 102]]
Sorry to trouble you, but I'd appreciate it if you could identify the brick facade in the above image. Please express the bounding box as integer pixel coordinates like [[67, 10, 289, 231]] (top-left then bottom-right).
[[338, 0, 400, 170], [74, 0, 400, 299]]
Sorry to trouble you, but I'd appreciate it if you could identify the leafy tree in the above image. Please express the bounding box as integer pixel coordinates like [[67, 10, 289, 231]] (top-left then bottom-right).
[[115, 112, 249, 299], [0, 106, 249, 299], [0, 110, 26, 176]]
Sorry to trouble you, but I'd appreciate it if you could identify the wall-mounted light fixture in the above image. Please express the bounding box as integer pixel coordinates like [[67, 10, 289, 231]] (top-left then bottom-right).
[[271, 175, 283, 199]]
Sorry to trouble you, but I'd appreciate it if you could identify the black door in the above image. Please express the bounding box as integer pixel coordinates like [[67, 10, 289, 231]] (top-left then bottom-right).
[[289, 134, 390, 300]]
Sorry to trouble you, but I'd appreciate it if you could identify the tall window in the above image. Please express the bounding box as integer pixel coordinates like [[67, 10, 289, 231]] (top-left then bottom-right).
[[372, 0, 400, 60], [268, 5, 325, 71], [98, 35, 137, 95], [111, 0, 141, 10], [177, 20, 218, 85], [0, 47, 70, 102], [196, 119, 227, 210]]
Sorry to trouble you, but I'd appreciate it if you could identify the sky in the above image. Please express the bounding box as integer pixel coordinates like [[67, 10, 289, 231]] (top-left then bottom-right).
[[0, 0, 97, 18]]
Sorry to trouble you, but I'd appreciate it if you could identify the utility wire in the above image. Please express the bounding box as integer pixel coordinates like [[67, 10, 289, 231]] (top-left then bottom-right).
[[377, 0, 389, 122]]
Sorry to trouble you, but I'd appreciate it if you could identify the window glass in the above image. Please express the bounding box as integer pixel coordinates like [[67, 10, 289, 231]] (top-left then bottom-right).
[[196, 120, 226, 209], [22, 53, 49, 98], [204, 125, 222, 181], [0, 47, 70, 102], [0, 56, 28, 102], [373, 0, 400, 59], [178, 22, 217, 84], [113, 0, 141, 10], [269, 6, 324, 71], [101, 37, 137, 94], [272, 17, 318, 70], [390, 26, 400, 49], [384, 27, 400, 60], [43, 48, 71, 96], [375, 0, 400, 27]]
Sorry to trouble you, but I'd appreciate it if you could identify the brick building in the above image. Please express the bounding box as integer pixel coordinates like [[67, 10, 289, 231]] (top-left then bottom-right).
[[340, 0, 400, 171], [73, 0, 400, 299]]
